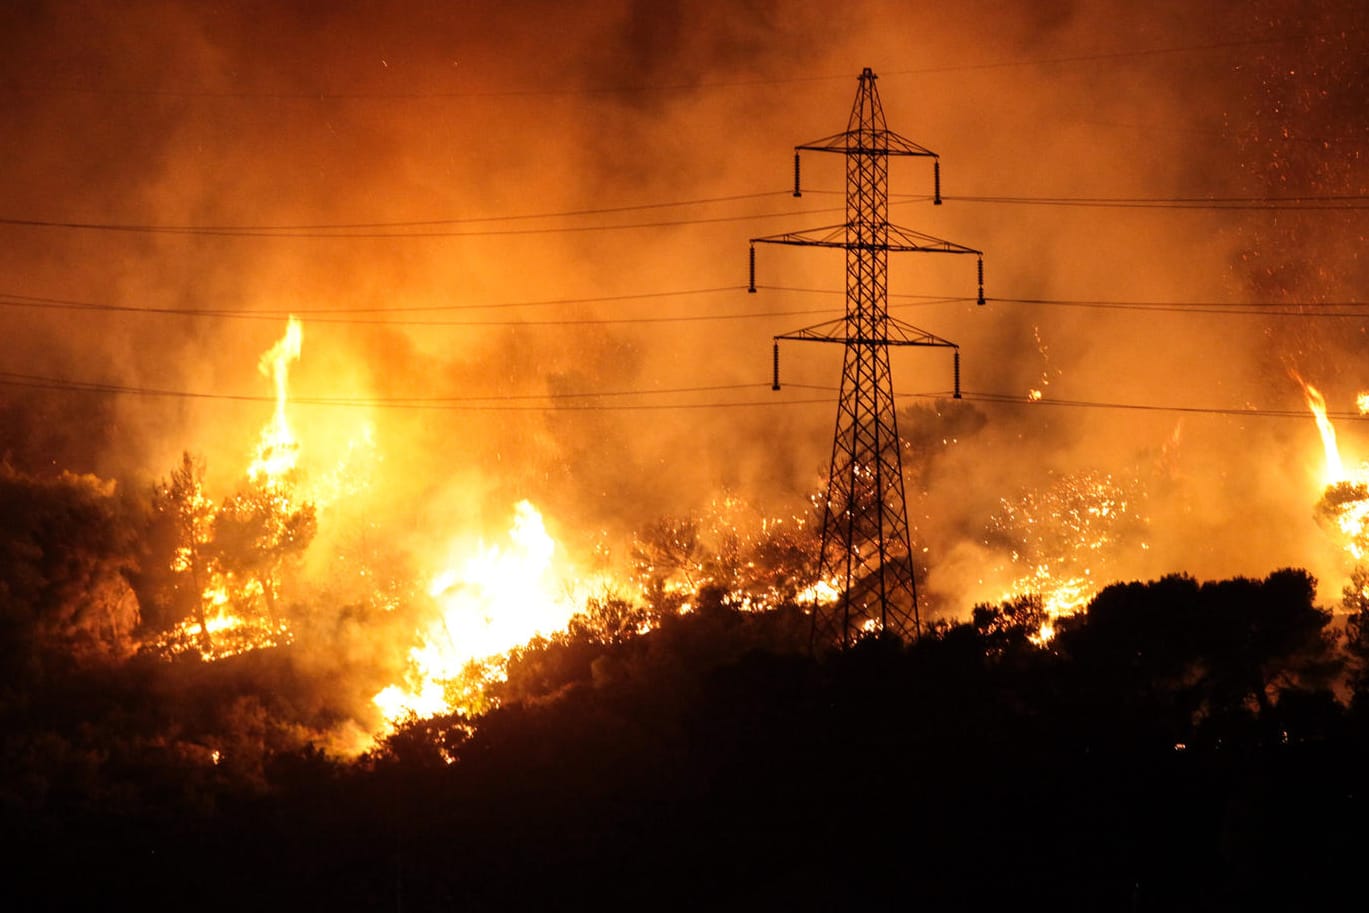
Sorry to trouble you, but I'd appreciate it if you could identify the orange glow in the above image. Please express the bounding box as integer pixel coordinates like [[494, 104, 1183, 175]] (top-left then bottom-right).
[[373, 500, 582, 725]]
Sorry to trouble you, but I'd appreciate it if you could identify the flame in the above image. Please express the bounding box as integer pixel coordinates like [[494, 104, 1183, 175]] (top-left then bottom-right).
[[1301, 381, 1345, 485], [1298, 379, 1369, 562], [373, 501, 581, 725], [1358, 391, 1369, 416], [797, 576, 842, 605], [249, 316, 303, 488]]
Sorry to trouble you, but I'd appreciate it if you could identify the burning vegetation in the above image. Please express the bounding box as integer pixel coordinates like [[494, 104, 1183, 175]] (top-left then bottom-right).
[[101, 316, 827, 751]]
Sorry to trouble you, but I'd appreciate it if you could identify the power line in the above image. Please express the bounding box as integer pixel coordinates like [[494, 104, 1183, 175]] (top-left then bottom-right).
[[0, 287, 967, 327], [3, 369, 1363, 421], [0, 192, 789, 234], [984, 295, 1369, 316], [941, 194, 1369, 211], [5, 284, 1367, 326], [768, 286, 1369, 315], [785, 384, 1369, 422], [952, 390, 1369, 421], [0, 371, 816, 411], [0, 286, 748, 318], [5, 189, 1367, 241], [879, 28, 1369, 78], [0, 202, 844, 239], [4, 27, 1356, 100]]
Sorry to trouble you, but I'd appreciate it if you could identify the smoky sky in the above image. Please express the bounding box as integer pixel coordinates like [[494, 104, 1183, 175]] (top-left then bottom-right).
[[2, 0, 1368, 612]]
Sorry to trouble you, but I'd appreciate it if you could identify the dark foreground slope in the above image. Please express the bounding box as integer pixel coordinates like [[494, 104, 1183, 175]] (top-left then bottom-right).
[[6, 572, 1369, 911]]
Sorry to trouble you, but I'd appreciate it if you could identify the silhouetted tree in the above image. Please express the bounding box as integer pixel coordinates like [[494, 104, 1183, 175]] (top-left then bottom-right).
[[1342, 565, 1369, 701], [0, 462, 141, 671], [213, 479, 316, 626], [1192, 569, 1339, 736], [972, 593, 1046, 657], [568, 591, 651, 645], [152, 452, 216, 651]]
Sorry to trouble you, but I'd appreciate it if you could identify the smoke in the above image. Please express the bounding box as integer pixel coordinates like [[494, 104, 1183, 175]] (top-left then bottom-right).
[[2, 0, 1368, 680]]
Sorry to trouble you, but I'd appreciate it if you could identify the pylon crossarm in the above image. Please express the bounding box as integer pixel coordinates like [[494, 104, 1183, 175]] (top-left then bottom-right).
[[751, 225, 848, 247], [752, 223, 982, 255], [886, 224, 983, 255], [773, 314, 958, 348], [774, 317, 847, 342], [885, 316, 958, 347], [796, 129, 938, 158], [775, 331, 957, 349]]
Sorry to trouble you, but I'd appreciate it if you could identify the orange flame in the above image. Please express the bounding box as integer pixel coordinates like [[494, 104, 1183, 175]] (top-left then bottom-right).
[[373, 501, 581, 725], [1297, 378, 1369, 563], [1300, 380, 1345, 485], [249, 316, 303, 488]]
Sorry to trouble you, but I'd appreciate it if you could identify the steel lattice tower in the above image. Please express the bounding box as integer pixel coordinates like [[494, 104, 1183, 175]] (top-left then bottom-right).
[[749, 67, 984, 648]]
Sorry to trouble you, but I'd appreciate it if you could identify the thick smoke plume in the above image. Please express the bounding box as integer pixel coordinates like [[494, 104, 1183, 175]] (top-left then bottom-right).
[[2, 0, 1368, 737]]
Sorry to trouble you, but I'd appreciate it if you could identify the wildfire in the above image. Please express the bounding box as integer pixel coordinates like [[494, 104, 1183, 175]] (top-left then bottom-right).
[[1299, 379, 1369, 561], [373, 500, 582, 725]]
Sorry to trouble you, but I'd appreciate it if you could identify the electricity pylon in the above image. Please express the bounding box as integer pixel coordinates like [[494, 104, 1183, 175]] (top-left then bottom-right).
[[749, 67, 984, 648]]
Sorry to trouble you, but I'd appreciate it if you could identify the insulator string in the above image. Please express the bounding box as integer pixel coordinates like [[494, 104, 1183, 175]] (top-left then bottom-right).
[[976, 256, 985, 305], [772, 341, 781, 391], [953, 348, 961, 399], [793, 153, 802, 198], [933, 158, 942, 205], [748, 244, 757, 293]]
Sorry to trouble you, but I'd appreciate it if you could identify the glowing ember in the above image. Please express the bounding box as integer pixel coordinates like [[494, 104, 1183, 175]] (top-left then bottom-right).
[[987, 470, 1149, 635], [629, 496, 818, 614], [373, 500, 580, 724]]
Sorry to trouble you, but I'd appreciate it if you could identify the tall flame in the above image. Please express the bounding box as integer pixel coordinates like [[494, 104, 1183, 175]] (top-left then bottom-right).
[[1298, 378, 1369, 562], [249, 316, 303, 487], [1301, 380, 1345, 485]]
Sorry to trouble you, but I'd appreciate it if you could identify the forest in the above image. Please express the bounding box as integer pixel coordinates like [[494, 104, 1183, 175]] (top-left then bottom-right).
[[4, 452, 1368, 911]]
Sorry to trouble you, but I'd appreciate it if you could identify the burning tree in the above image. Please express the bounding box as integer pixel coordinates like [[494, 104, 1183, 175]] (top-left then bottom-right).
[[152, 452, 216, 653], [147, 319, 319, 660], [629, 496, 820, 616], [149, 451, 317, 659], [212, 474, 317, 627]]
